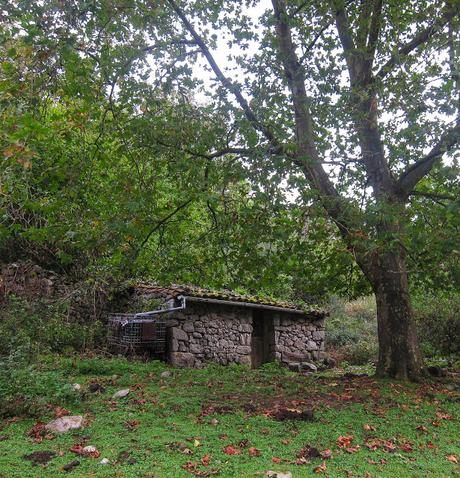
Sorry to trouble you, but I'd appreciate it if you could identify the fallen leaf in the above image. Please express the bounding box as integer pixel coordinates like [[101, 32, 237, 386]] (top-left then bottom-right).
[[400, 442, 413, 453], [313, 461, 327, 473], [363, 424, 376, 431], [223, 445, 240, 455], [201, 454, 210, 466], [248, 447, 261, 457], [337, 435, 353, 449], [345, 445, 360, 454], [54, 407, 70, 418], [416, 425, 428, 433], [125, 420, 140, 430], [271, 456, 282, 463], [436, 412, 453, 421], [446, 454, 458, 464], [320, 449, 333, 459]]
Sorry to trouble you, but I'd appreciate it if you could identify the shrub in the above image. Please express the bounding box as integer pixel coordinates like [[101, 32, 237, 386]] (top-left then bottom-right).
[[0, 347, 78, 417], [326, 296, 378, 365], [0, 294, 105, 356], [413, 291, 460, 356]]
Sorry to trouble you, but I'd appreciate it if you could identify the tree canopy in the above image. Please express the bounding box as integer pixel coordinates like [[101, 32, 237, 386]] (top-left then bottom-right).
[[1, 0, 460, 378]]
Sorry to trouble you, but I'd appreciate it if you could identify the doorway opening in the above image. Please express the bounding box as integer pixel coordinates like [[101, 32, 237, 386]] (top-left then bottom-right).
[[251, 310, 275, 368]]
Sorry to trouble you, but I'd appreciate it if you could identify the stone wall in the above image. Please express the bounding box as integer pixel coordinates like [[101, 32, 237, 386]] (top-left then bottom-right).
[[164, 303, 253, 368], [156, 302, 325, 368], [273, 314, 325, 366]]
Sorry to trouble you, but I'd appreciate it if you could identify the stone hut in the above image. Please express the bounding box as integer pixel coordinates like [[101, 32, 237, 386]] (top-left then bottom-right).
[[131, 285, 327, 369]]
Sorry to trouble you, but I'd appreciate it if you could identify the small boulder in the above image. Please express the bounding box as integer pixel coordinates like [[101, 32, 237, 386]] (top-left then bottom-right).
[[160, 371, 172, 379], [45, 416, 83, 433], [266, 472, 292, 478], [112, 388, 130, 399], [72, 383, 81, 392], [300, 362, 318, 373]]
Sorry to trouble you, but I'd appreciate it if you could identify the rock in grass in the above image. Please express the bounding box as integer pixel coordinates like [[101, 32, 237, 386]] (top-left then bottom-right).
[[160, 371, 172, 378], [45, 416, 83, 433], [300, 362, 318, 373], [23, 451, 56, 465], [112, 388, 130, 399], [266, 472, 292, 478], [99, 458, 110, 465]]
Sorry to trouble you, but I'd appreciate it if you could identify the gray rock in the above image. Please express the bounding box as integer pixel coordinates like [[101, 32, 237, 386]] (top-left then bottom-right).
[[183, 321, 195, 333], [160, 371, 172, 378], [306, 340, 318, 350], [171, 327, 188, 342], [112, 388, 130, 399], [313, 330, 325, 341], [266, 472, 292, 478], [300, 362, 318, 373], [45, 416, 83, 433]]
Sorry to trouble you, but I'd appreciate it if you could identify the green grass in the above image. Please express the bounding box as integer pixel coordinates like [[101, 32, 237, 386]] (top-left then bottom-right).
[[1, 356, 460, 478]]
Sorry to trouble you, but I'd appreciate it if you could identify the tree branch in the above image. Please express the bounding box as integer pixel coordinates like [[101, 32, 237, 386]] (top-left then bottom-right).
[[396, 123, 460, 196], [329, 0, 357, 81], [376, 4, 460, 80], [138, 199, 193, 250], [409, 190, 458, 202], [166, 0, 283, 154]]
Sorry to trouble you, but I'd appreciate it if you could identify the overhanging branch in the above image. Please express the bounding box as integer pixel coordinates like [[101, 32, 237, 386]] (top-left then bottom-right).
[[166, 0, 283, 154], [396, 124, 460, 196], [376, 4, 460, 80]]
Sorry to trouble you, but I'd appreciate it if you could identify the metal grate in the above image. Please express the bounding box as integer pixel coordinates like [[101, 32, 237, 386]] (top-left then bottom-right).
[[107, 295, 185, 355], [107, 314, 167, 354]]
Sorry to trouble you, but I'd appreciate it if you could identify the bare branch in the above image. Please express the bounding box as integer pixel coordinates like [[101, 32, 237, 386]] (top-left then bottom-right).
[[397, 124, 460, 196], [376, 5, 460, 80]]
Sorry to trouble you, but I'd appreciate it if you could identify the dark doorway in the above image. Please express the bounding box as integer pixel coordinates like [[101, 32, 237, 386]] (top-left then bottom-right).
[[251, 310, 275, 368]]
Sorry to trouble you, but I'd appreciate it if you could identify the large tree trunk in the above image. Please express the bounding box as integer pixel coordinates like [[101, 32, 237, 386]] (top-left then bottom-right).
[[368, 248, 425, 380]]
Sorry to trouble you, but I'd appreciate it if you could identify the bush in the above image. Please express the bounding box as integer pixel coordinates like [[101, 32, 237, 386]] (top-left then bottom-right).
[[326, 296, 378, 365], [0, 295, 105, 355], [0, 347, 78, 417], [413, 291, 460, 356]]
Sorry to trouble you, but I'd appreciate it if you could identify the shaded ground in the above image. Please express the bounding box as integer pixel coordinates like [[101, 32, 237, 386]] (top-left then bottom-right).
[[1, 357, 459, 477]]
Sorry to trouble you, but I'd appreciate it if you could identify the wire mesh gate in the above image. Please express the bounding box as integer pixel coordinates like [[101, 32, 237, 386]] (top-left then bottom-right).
[[107, 296, 185, 355]]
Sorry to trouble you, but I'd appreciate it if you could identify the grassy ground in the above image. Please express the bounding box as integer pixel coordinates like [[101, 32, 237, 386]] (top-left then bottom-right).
[[1, 357, 459, 478]]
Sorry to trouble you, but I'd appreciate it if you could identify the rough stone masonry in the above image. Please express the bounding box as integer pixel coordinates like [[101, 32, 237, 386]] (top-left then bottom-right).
[[158, 302, 326, 369]]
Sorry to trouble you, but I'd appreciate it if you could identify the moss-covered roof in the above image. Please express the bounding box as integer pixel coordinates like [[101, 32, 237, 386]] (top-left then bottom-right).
[[135, 284, 326, 318]]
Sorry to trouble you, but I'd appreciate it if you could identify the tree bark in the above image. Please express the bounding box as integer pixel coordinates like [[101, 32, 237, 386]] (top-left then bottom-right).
[[367, 245, 425, 380]]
